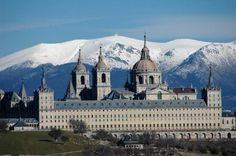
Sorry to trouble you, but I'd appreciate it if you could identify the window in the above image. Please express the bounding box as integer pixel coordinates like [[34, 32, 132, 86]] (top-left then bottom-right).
[[101, 73, 106, 83], [81, 76, 85, 84], [138, 76, 143, 84], [158, 92, 162, 99], [149, 76, 154, 84]]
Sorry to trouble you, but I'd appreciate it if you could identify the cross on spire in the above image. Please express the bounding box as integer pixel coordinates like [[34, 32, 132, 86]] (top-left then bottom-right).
[[78, 48, 82, 63], [144, 32, 147, 46], [99, 43, 103, 61]]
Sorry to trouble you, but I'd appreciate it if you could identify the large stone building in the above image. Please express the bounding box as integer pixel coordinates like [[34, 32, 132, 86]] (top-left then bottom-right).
[[34, 35, 236, 139]]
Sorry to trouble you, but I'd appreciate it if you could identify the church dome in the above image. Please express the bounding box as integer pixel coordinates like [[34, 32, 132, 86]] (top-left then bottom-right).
[[132, 34, 159, 73], [96, 60, 107, 70], [75, 63, 86, 72], [133, 59, 158, 72]]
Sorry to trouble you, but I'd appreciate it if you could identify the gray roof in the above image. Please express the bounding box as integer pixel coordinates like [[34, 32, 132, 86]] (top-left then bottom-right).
[[103, 90, 127, 100], [54, 99, 207, 110], [0, 118, 38, 124], [1, 91, 21, 103], [14, 119, 29, 127]]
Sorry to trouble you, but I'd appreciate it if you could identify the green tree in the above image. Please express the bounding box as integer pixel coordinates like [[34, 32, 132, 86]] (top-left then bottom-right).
[[69, 119, 87, 136], [48, 128, 62, 142], [0, 121, 8, 132], [61, 135, 69, 145], [92, 129, 117, 143]]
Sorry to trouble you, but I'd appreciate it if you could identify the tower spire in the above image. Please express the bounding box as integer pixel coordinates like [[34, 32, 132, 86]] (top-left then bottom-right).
[[144, 32, 147, 47], [40, 66, 47, 90], [78, 48, 82, 63], [19, 79, 27, 100], [141, 33, 150, 60], [98, 43, 103, 61], [207, 64, 214, 89], [64, 78, 76, 100]]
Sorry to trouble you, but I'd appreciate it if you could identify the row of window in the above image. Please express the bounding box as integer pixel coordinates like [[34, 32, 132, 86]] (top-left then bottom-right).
[[41, 112, 220, 119], [40, 107, 220, 112], [41, 122, 220, 130]]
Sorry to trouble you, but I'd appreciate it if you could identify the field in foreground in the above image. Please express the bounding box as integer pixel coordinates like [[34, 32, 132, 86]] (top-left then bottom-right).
[[0, 131, 91, 155], [1, 131, 236, 156]]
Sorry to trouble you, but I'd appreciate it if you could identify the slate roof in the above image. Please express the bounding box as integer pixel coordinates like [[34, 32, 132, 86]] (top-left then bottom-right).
[[54, 99, 207, 110], [14, 119, 29, 127], [103, 90, 127, 100], [1, 91, 21, 103], [173, 88, 196, 94], [0, 118, 38, 124]]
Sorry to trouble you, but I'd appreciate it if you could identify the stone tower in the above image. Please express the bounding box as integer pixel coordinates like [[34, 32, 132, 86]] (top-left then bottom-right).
[[131, 34, 161, 93], [202, 65, 222, 108], [72, 49, 90, 99], [92, 45, 111, 100], [34, 67, 54, 129]]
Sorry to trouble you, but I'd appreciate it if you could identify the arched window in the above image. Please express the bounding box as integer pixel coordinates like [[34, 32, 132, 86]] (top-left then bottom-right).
[[158, 91, 162, 99], [81, 76, 85, 85], [138, 76, 143, 84], [102, 73, 106, 83], [149, 76, 154, 84]]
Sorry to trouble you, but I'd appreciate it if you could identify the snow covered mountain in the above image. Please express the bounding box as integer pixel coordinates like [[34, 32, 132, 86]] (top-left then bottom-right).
[[0, 35, 209, 72], [0, 35, 236, 110]]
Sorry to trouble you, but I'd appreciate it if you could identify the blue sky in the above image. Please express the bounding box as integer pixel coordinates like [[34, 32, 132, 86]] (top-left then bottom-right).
[[0, 0, 236, 57]]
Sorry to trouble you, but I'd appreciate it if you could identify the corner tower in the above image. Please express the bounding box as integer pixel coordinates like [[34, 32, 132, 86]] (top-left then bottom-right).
[[72, 49, 90, 99], [34, 67, 54, 129], [131, 34, 161, 93], [202, 65, 222, 108], [92, 45, 111, 100]]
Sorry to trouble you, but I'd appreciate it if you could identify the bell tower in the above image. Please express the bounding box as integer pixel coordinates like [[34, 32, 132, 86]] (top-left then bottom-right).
[[202, 65, 222, 107], [92, 45, 111, 100], [72, 49, 90, 99]]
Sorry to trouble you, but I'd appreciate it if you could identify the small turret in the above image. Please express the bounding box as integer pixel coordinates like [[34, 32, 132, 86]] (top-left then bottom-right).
[[19, 79, 27, 101], [38, 66, 52, 92], [64, 79, 76, 100]]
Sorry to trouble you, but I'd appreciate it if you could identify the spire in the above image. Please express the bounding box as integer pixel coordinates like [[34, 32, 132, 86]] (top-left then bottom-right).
[[78, 48, 82, 63], [207, 64, 215, 89], [19, 79, 27, 100], [144, 32, 147, 47], [39, 66, 49, 91], [141, 33, 150, 60], [124, 70, 130, 90], [64, 79, 76, 99], [95, 44, 107, 70], [98, 44, 103, 61]]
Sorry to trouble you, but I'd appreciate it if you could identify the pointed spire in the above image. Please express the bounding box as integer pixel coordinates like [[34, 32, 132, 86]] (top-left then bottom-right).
[[98, 43, 103, 61], [207, 64, 215, 89], [19, 79, 27, 100], [144, 32, 147, 47], [124, 70, 130, 90], [78, 48, 82, 63], [39, 66, 50, 91], [141, 33, 150, 60], [64, 78, 76, 99]]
